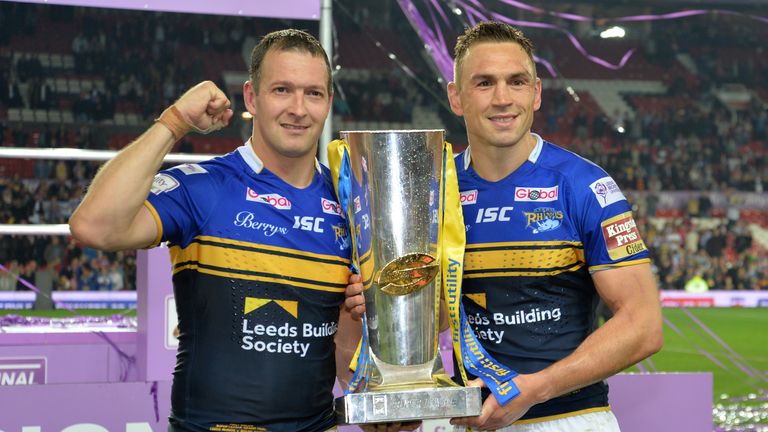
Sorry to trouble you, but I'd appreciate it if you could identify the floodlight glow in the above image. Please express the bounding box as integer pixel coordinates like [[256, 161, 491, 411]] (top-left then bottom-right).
[[600, 26, 626, 39]]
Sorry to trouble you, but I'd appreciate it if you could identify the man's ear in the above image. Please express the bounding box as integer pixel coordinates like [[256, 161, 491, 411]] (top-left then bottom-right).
[[447, 82, 463, 116], [243, 80, 257, 116]]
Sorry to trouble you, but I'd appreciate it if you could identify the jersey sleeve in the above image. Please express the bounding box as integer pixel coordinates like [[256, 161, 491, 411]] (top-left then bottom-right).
[[569, 166, 650, 272], [145, 163, 219, 248]]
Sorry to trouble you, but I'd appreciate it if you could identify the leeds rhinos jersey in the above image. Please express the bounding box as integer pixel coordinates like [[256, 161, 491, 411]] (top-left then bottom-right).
[[456, 134, 650, 421], [145, 142, 351, 432]]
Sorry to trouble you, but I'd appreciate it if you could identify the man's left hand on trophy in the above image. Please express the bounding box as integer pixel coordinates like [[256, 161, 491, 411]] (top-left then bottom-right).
[[343, 275, 422, 432], [344, 274, 366, 320]]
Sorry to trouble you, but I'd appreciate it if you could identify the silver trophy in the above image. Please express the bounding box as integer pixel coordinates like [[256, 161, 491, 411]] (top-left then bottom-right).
[[334, 130, 481, 424]]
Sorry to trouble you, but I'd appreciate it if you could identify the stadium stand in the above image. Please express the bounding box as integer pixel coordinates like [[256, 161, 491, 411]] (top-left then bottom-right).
[[0, 1, 765, 293]]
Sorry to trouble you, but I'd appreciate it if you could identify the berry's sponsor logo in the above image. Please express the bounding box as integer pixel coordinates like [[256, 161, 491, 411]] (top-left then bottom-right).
[[233, 211, 288, 236], [460, 189, 478, 205], [590, 176, 626, 208], [246, 188, 291, 210], [514, 186, 558, 202], [602, 212, 647, 260]]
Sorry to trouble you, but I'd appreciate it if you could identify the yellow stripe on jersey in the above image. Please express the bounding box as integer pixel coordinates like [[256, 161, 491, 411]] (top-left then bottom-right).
[[464, 241, 585, 278], [357, 247, 375, 289], [143, 201, 164, 247], [169, 235, 350, 293], [589, 258, 651, 273]]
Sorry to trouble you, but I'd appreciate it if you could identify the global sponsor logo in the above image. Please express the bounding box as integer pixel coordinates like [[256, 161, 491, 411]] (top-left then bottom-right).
[[321, 197, 343, 216], [524, 207, 564, 234], [514, 186, 558, 202], [233, 211, 289, 236], [589, 176, 626, 208], [0, 357, 46, 385], [602, 212, 647, 260], [246, 188, 291, 210], [354, 196, 362, 213], [150, 173, 179, 195], [460, 189, 478, 206]]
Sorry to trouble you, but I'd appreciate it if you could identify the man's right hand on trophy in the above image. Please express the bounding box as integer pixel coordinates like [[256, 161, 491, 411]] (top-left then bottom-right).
[[343, 276, 421, 432], [344, 273, 366, 320]]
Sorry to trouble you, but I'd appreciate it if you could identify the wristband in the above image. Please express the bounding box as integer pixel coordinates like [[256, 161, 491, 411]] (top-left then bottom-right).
[[155, 105, 193, 141]]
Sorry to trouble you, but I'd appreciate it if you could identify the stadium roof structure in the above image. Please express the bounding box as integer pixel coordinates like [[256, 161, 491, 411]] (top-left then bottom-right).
[[9, 0, 322, 20]]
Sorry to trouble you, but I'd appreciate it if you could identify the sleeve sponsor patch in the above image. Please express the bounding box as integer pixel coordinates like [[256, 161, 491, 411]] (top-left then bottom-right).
[[150, 173, 180, 195], [589, 176, 625, 208], [174, 163, 208, 175], [601, 212, 647, 260]]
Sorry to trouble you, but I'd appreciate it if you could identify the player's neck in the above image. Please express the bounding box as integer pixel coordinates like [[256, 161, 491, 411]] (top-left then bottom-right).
[[250, 141, 317, 189], [469, 133, 535, 182]]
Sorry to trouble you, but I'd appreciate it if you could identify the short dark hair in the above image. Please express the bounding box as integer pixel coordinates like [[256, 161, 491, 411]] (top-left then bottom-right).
[[249, 29, 333, 95], [453, 21, 536, 83]]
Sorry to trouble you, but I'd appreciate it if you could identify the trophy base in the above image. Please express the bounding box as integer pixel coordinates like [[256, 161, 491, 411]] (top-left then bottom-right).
[[335, 385, 482, 425]]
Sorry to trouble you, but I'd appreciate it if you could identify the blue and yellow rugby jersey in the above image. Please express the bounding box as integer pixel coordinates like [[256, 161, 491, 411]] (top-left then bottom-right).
[[455, 134, 650, 421], [145, 141, 351, 432]]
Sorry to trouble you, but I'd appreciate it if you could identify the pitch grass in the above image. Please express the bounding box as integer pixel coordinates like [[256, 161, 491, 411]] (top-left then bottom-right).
[[626, 307, 768, 399], [628, 307, 768, 430]]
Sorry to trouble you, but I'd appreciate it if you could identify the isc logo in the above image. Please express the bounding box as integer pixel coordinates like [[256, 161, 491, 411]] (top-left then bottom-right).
[[293, 216, 324, 233], [476, 207, 513, 223]]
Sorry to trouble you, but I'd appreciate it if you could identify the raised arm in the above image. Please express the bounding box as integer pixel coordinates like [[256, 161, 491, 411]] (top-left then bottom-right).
[[453, 262, 663, 430], [69, 81, 232, 251]]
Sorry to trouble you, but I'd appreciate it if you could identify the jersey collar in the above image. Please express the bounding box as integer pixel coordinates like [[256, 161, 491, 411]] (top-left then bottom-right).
[[237, 139, 322, 176], [463, 133, 544, 170]]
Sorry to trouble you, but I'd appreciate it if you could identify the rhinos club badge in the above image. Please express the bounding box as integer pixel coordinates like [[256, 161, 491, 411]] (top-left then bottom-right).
[[523, 207, 564, 234]]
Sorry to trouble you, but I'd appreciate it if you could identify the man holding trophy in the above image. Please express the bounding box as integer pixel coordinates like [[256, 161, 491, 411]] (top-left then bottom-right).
[[344, 22, 663, 432], [70, 29, 358, 432]]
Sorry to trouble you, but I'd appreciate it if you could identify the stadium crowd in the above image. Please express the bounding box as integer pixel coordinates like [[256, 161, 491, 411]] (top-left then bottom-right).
[[0, 2, 766, 294]]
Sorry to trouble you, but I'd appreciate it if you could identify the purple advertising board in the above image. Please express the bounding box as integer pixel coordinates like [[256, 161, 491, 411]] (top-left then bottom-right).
[[0, 373, 711, 431], [0, 255, 713, 431]]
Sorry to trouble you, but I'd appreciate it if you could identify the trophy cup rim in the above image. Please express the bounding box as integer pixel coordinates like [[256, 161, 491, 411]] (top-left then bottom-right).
[[339, 129, 444, 134]]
